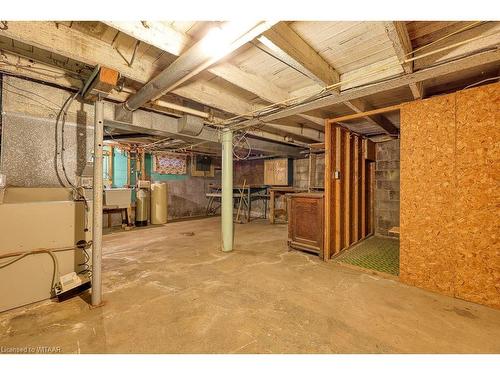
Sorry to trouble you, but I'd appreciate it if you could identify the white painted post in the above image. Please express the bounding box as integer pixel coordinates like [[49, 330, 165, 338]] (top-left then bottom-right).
[[221, 129, 233, 252], [91, 99, 104, 306]]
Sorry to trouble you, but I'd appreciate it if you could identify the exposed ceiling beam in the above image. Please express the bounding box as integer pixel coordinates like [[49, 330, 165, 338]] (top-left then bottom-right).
[[257, 21, 396, 134], [259, 22, 339, 86], [106, 21, 326, 132], [0, 21, 259, 116], [263, 123, 324, 142], [344, 99, 399, 135], [0, 21, 306, 144], [121, 20, 276, 115], [413, 21, 500, 70], [0, 50, 303, 150], [384, 21, 424, 99], [208, 61, 325, 130], [0, 21, 153, 83], [231, 48, 500, 129], [102, 21, 191, 56]]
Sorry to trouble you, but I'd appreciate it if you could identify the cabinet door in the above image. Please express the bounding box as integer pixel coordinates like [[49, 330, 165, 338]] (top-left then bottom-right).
[[288, 196, 324, 255]]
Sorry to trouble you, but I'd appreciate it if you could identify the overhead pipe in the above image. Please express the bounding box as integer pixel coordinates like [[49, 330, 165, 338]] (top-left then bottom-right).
[[116, 21, 275, 119]]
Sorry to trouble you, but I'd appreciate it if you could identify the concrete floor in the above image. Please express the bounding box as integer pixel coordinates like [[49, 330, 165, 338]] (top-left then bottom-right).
[[1, 217, 499, 354]]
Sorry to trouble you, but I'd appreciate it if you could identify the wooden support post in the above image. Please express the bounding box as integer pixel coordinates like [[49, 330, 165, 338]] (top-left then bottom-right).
[[269, 189, 276, 224], [361, 150, 367, 238], [140, 150, 146, 179], [358, 140, 364, 240], [369, 162, 375, 235], [126, 150, 131, 186], [108, 146, 114, 187], [343, 131, 351, 248], [334, 126, 342, 254], [351, 135, 359, 242], [324, 121, 333, 261]]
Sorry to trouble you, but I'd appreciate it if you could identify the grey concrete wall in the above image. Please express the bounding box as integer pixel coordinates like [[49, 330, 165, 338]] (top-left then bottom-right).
[[166, 171, 220, 220], [375, 139, 400, 237]]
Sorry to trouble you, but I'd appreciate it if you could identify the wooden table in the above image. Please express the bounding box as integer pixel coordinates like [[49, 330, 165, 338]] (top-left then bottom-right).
[[104, 205, 132, 228], [269, 187, 306, 224]]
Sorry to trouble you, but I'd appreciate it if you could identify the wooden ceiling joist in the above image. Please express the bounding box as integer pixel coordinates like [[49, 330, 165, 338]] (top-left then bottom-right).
[[232, 48, 500, 129], [2, 21, 499, 145], [0, 21, 307, 145], [258, 22, 398, 134], [384, 21, 424, 99], [106, 21, 327, 133], [344, 99, 399, 135], [260, 22, 340, 86], [102, 21, 191, 56], [329, 103, 402, 123]]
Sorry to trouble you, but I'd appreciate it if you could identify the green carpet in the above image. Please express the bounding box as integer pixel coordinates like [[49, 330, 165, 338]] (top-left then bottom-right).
[[335, 236, 400, 276]]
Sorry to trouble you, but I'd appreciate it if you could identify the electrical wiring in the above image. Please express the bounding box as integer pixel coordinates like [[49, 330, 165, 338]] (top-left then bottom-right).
[[408, 21, 483, 57], [76, 240, 93, 278], [0, 250, 61, 293], [463, 76, 500, 89], [1, 82, 60, 114], [1, 21, 494, 159], [232, 130, 252, 160], [0, 80, 90, 230], [2, 79, 62, 109], [59, 91, 80, 188], [206, 21, 493, 132], [0, 55, 86, 86]]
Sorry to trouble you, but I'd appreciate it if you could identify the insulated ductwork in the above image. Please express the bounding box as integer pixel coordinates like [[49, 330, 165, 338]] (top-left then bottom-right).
[[177, 114, 204, 136], [115, 21, 276, 122]]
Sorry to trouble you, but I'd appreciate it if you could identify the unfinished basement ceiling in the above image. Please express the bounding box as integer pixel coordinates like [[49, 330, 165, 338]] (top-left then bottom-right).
[[0, 20, 498, 146]]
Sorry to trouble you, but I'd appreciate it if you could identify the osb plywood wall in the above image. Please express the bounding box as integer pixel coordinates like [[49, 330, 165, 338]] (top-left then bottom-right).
[[400, 82, 499, 309]]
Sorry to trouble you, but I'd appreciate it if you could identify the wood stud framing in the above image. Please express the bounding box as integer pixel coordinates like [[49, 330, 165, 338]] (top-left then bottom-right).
[[323, 121, 375, 260]]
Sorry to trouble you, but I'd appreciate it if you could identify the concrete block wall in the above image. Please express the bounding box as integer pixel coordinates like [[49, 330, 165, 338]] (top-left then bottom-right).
[[375, 139, 400, 237], [167, 172, 220, 220], [293, 158, 309, 189], [293, 155, 325, 190]]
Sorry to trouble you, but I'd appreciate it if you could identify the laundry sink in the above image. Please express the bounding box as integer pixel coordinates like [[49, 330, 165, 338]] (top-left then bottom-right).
[[103, 188, 132, 208]]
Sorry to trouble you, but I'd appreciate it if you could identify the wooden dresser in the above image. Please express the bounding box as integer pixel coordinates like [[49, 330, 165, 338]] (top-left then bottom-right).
[[287, 192, 324, 258]]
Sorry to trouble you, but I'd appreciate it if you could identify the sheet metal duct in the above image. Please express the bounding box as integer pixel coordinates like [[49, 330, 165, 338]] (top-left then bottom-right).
[[177, 114, 204, 136]]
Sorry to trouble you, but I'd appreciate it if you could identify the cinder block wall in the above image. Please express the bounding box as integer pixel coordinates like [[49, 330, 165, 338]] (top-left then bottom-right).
[[375, 139, 400, 236], [293, 158, 309, 189], [293, 155, 325, 189]]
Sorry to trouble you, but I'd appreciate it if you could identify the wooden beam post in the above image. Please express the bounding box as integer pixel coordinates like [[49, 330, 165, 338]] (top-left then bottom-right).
[[324, 120, 333, 261], [343, 130, 351, 248], [351, 135, 360, 242], [361, 148, 367, 238], [334, 126, 342, 254]]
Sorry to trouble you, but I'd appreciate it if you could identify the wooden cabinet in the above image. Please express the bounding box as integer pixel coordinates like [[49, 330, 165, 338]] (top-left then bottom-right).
[[264, 158, 293, 186], [287, 193, 324, 257]]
